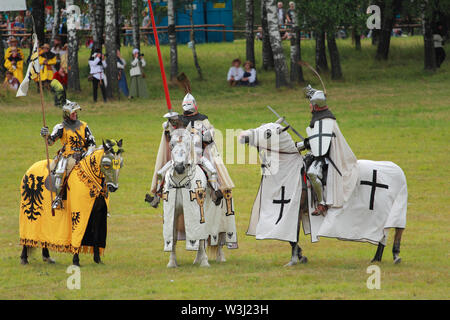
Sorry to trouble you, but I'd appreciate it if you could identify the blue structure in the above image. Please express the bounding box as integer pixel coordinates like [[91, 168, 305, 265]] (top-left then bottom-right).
[[149, 0, 233, 44]]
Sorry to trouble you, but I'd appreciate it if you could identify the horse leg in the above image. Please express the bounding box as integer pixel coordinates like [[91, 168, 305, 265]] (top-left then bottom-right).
[[371, 243, 385, 262], [393, 228, 404, 264], [73, 253, 80, 266], [42, 247, 55, 264], [20, 245, 28, 265], [285, 242, 308, 266], [216, 233, 226, 263], [168, 196, 180, 268], [198, 239, 210, 268]]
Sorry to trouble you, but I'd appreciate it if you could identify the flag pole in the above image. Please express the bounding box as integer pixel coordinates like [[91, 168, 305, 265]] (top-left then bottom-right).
[[146, 0, 172, 112]]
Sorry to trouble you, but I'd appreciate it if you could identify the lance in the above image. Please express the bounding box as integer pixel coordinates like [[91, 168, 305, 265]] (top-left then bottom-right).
[[146, 0, 172, 112], [31, 18, 55, 216], [267, 105, 305, 141]]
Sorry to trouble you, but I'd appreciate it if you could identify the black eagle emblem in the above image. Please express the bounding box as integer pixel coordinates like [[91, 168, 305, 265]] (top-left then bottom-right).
[[21, 174, 45, 221], [72, 212, 81, 231], [69, 135, 84, 152]]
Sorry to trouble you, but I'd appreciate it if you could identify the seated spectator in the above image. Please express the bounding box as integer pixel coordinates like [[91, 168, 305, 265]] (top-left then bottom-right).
[[13, 16, 25, 43], [6, 37, 24, 60], [2, 71, 20, 91], [4, 46, 24, 83], [238, 61, 257, 87], [37, 43, 57, 89], [227, 58, 244, 86], [52, 66, 68, 88], [256, 27, 263, 41]]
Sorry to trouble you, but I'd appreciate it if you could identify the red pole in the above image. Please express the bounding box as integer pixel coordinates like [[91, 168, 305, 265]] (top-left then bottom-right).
[[146, 0, 172, 111]]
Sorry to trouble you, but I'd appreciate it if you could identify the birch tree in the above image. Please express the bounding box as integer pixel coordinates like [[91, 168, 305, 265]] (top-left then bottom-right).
[[375, 0, 403, 60], [131, 0, 140, 50], [88, 0, 99, 48], [245, 0, 255, 67], [261, 0, 274, 70], [51, 0, 61, 46], [94, 0, 105, 50], [188, 2, 203, 80], [264, 0, 289, 87], [168, 0, 178, 80], [105, 0, 119, 99], [289, 5, 304, 83], [66, 0, 80, 91]]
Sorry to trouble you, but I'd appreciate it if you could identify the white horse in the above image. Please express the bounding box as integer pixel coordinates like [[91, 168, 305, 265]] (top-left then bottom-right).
[[240, 120, 407, 266], [150, 127, 221, 268]]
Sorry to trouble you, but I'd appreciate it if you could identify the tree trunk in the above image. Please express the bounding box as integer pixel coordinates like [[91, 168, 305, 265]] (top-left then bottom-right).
[[51, 0, 60, 46], [88, 0, 99, 48], [315, 31, 328, 72], [354, 29, 361, 50], [66, 0, 80, 91], [376, 0, 402, 60], [115, 0, 121, 49], [245, 0, 255, 67], [422, 12, 436, 71], [264, 0, 289, 87], [94, 0, 105, 50], [168, 0, 178, 80], [131, 0, 140, 50], [31, 0, 45, 44], [327, 33, 343, 80], [105, 0, 119, 99], [290, 9, 304, 83], [189, 4, 203, 80], [261, 0, 274, 70]]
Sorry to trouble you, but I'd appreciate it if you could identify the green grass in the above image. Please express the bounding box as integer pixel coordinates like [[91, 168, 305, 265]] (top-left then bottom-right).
[[0, 37, 449, 299]]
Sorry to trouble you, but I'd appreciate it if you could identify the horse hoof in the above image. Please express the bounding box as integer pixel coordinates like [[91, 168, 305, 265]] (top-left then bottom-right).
[[299, 256, 308, 264], [216, 255, 226, 263], [371, 258, 381, 263], [167, 261, 178, 268], [200, 261, 210, 268], [284, 260, 298, 267], [20, 258, 28, 265], [73, 261, 80, 267], [43, 257, 56, 264], [394, 257, 402, 264]]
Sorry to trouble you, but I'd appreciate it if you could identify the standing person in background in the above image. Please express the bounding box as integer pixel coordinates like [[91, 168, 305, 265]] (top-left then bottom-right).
[[59, 43, 68, 72], [4, 46, 24, 83], [227, 58, 244, 86], [37, 43, 57, 90], [88, 49, 107, 102], [434, 25, 446, 68], [45, 7, 54, 33], [129, 48, 148, 99], [117, 49, 130, 98], [238, 61, 257, 87]]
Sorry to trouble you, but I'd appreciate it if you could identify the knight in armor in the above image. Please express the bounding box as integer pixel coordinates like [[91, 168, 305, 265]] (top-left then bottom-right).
[[149, 93, 235, 205], [296, 85, 358, 216], [40, 100, 96, 209]]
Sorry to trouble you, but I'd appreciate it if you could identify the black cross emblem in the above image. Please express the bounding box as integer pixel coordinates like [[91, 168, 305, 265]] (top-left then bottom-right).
[[273, 186, 291, 225], [308, 120, 335, 156], [360, 170, 389, 210]]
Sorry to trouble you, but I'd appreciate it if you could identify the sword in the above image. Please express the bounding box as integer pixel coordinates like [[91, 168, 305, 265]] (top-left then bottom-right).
[[267, 105, 305, 141]]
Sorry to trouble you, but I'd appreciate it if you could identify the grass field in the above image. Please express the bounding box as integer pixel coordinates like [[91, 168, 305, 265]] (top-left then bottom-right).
[[0, 37, 449, 299]]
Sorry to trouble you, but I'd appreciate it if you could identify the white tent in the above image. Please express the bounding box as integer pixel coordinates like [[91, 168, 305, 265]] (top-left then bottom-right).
[[1, 0, 26, 12]]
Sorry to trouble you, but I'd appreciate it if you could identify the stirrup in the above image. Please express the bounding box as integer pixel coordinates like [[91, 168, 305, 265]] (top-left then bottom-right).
[[51, 196, 63, 209]]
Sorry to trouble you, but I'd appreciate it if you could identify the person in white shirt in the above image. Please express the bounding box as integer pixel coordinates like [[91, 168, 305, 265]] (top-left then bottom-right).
[[433, 25, 446, 68], [129, 48, 149, 98], [227, 58, 244, 86], [88, 50, 107, 102], [238, 61, 257, 87]]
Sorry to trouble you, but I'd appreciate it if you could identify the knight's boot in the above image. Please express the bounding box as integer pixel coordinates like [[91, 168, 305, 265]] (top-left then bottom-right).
[[51, 157, 68, 209], [313, 204, 328, 216], [52, 194, 63, 209], [307, 160, 326, 216]]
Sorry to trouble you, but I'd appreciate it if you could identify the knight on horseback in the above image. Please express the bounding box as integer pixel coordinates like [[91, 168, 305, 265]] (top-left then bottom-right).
[[296, 85, 358, 216], [40, 100, 96, 209]]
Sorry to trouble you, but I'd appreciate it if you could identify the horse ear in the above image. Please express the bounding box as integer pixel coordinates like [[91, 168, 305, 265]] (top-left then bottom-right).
[[117, 139, 123, 148]]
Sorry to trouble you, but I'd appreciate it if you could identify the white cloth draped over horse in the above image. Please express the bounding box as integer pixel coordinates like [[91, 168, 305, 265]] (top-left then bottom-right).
[[307, 160, 407, 245], [162, 166, 209, 251]]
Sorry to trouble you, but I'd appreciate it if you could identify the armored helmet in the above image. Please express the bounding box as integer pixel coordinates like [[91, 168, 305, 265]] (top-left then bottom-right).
[[182, 93, 197, 113], [62, 100, 81, 120], [304, 85, 327, 108]]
